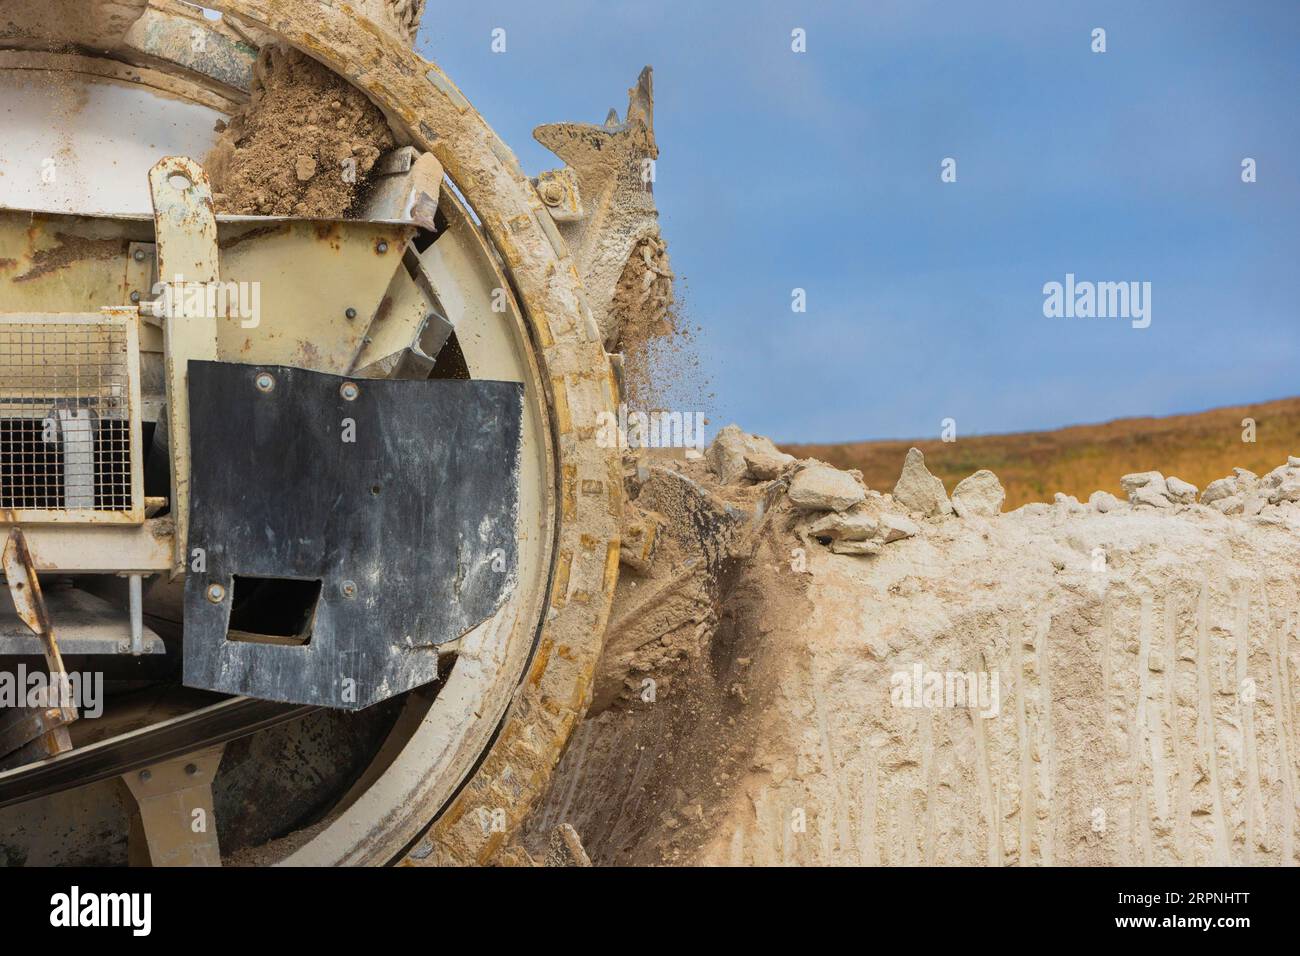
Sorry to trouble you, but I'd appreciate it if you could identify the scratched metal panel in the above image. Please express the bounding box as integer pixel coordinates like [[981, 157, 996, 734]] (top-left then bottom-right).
[[0, 68, 225, 218], [182, 361, 522, 710]]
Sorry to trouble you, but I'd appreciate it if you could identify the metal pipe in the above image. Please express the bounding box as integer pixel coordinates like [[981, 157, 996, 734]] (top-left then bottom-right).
[[128, 574, 144, 656]]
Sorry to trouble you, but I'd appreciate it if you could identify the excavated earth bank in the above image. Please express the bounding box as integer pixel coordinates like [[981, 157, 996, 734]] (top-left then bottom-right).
[[525, 441, 1300, 866]]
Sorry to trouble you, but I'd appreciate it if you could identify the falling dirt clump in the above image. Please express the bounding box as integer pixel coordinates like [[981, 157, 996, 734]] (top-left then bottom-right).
[[611, 239, 711, 419], [610, 234, 675, 352], [208, 46, 396, 218]]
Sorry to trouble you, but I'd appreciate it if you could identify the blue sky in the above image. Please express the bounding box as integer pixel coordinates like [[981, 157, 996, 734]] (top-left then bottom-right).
[[416, 1, 1300, 443]]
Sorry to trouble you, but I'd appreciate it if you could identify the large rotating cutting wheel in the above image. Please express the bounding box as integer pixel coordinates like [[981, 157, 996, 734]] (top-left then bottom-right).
[[0, 0, 622, 866]]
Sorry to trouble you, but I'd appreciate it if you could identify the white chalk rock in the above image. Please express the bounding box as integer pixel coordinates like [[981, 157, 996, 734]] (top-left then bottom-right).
[[805, 507, 879, 541], [1089, 490, 1121, 513], [1130, 485, 1173, 509], [1200, 477, 1238, 504], [878, 513, 920, 543], [706, 425, 786, 485], [1209, 495, 1244, 515], [1261, 464, 1291, 488], [1242, 491, 1269, 516], [1120, 471, 1166, 495], [891, 447, 953, 517], [1164, 476, 1198, 504], [951, 470, 1005, 517], [1054, 492, 1084, 510], [1270, 478, 1300, 504], [788, 463, 866, 512], [744, 450, 796, 481], [1121, 471, 1173, 507], [830, 538, 881, 556]]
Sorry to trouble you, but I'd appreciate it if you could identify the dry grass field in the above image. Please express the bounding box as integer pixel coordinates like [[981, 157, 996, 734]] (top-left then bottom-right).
[[784, 397, 1300, 510]]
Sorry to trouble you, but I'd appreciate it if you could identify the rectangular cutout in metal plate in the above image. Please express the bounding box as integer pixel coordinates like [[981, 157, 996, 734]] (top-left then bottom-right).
[[182, 361, 523, 710]]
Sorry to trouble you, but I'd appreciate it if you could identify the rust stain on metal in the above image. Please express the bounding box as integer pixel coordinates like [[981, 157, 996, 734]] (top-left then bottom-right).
[[1, 528, 78, 747], [13, 233, 127, 283], [314, 220, 342, 248], [5, 529, 52, 637], [527, 635, 555, 689], [297, 339, 322, 367], [218, 223, 287, 251]]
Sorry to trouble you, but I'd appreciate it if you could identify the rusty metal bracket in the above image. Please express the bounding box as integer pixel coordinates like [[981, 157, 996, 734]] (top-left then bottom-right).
[[148, 156, 220, 577], [0, 527, 77, 768], [122, 745, 225, 867], [0, 707, 71, 771], [2, 529, 76, 714]]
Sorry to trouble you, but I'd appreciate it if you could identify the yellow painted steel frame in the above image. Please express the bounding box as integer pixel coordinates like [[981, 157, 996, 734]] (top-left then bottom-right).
[[149, 156, 220, 573], [195, 1, 622, 864], [0, 209, 422, 576]]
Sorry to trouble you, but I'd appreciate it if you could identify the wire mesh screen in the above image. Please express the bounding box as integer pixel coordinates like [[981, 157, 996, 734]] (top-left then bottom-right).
[[0, 320, 135, 514]]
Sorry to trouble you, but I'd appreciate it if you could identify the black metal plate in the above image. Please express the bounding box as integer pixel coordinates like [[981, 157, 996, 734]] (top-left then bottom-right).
[[182, 361, 523, 710]]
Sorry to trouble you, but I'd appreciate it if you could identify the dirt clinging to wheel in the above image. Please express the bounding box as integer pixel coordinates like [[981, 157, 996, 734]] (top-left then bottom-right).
[[208, 46, 396, 218]]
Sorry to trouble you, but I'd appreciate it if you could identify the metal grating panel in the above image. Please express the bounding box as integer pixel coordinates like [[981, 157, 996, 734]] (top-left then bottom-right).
[[0, 314, 143, 523]]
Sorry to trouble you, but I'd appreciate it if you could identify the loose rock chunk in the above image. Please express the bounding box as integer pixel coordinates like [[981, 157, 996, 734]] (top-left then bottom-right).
[[951, 469, 1006, 517], [706, 425, 791, 484], [892, 447, 953, 517], [788, 463, 866, 513]]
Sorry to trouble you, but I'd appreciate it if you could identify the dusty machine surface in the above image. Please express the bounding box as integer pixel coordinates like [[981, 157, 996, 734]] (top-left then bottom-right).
[[0, 0, 672, 865]]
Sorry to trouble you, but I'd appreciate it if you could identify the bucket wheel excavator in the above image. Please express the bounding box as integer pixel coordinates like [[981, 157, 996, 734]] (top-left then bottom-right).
[[0, 0, 664, 865]]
